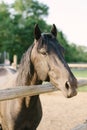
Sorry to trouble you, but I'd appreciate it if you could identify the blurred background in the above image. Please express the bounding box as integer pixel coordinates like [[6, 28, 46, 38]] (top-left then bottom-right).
[[0, 0, 87, 63]]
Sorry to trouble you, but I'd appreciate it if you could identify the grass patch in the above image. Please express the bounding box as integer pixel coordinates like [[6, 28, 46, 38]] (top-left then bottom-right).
[[71, 68, 87, 78], [78, 86, 87, 92], [71, 68, 87, 92]]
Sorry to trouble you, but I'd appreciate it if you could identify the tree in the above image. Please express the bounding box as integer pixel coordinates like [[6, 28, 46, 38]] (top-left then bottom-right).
[[57, 31, 72, 62], [13, 0, 49, 18], [57, 31, 87, 63], [0, 2, 11, 51], [0, 0, 49, 62]]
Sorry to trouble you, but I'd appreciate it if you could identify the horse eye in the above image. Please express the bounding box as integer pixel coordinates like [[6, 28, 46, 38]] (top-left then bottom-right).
[[39, 48, 47, 55]]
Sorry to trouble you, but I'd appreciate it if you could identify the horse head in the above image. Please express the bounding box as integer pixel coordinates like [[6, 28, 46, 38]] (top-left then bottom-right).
[[31, 24, 77, 98]]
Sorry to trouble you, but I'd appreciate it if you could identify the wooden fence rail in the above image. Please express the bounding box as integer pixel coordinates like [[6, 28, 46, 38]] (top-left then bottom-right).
[[0, 79, 87, 102], [78, 78, 87, 87], [68, 63, 87, 68], [0, 84, 58, 101]]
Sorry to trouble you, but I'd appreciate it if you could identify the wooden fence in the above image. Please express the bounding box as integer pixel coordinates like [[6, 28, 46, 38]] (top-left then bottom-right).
[[77, 78, 87, 87], [0, 84, 58, 101], [0, 79, 87, 101], [68, 63, 87, 68]]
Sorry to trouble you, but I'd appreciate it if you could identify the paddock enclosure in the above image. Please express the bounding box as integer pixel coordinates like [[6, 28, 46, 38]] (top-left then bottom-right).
[[0, 64, 87, 130], [0, 82, 87, 130], [0, 87, 87, 130], [0, 62, 87, 130]]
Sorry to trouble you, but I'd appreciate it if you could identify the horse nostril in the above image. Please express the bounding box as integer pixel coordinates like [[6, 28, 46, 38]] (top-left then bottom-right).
[[65, 81, 70, 90]]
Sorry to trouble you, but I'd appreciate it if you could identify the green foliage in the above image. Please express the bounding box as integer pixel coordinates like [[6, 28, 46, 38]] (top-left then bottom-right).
[[13, 0, 49, 18], [57, 31, 71, 62], [72, 69, 87, 78], [0, 0, 49, 62], [58, 31, 87, 63]]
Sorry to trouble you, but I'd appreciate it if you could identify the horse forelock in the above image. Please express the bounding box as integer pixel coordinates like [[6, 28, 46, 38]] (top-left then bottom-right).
[[37, 33, 64, 56]]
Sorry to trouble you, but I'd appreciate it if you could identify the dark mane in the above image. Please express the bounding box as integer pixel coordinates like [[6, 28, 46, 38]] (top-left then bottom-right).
[[16, 45, 34, 86]]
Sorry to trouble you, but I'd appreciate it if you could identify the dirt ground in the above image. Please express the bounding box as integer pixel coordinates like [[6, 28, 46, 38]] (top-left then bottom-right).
[[37, 91, 87, 130]]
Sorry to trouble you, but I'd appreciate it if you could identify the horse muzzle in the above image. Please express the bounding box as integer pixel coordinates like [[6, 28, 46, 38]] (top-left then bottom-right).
[[64, 81, 77, 98]]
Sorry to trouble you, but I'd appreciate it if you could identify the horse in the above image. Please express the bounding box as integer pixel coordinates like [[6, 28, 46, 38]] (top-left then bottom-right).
[[0, 24, 77, 130]]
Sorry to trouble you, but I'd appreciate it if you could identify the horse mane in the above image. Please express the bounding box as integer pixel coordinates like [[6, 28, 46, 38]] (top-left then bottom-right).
[[16, 45, 34, 86]]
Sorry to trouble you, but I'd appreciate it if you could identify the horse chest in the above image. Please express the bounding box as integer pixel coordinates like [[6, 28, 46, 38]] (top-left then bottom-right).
[[11, 96, 42, 129]]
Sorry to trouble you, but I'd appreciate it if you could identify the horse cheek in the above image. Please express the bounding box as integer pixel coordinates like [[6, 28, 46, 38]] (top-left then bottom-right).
[[36, 60, 49, 81]]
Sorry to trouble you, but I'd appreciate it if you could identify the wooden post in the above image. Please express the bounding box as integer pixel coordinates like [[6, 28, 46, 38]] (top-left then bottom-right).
[[12, 55, 17, 70]]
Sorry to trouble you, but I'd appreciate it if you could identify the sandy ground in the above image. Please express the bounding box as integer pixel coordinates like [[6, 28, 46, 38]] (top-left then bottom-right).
[[37, 91, 87, 130]]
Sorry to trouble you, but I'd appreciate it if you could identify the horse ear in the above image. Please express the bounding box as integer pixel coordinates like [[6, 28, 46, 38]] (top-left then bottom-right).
[[51, 24, 57, 37], [34, 24, 41, 40]]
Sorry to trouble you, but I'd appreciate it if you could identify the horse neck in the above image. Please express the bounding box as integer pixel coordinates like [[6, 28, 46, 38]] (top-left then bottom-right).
[[16, 46, 42, 86]]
